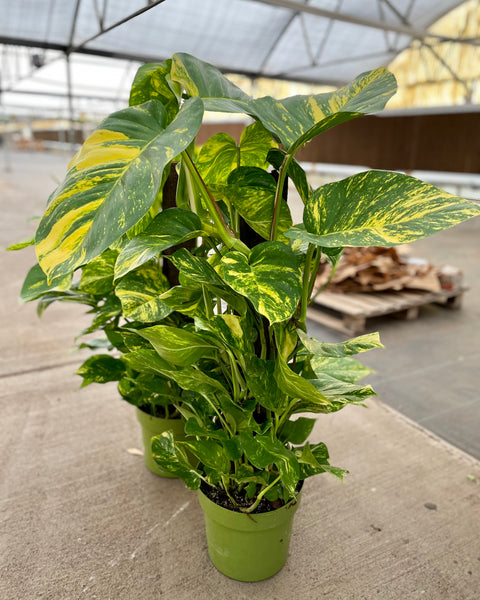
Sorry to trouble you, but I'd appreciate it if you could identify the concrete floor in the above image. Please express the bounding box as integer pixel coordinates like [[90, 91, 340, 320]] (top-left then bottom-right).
[[1, 151, 480, 599]]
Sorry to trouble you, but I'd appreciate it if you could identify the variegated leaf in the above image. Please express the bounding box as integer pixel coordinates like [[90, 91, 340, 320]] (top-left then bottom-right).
[[298, 330, 383, 357], [251, 68, 396, 153], [79, 249, 118, 295], [168, 248, 224, 286], [134, 324, 218, 366], [311, 356, 373, 383], [239, 432, 300, 497], [158, 285, 206, 318], [275, 355, 332, 411], [196, 314, 255, 355], [217, 242, 302, 324], [196, 122, 274, 187], [152, 431, 202, 489], [35, 97, 204, 282], [76, 354, 126, 387], [295, 443, 347, 480], [225, 167, 292, 241], [171, 52, 252, 114], [115, 264, 172, 322], [114, 208, 205, 279], [309, 375, 376, 404], [129, 60, 181, 124], [20, 263, 73, 303], [243, 354, 285, 411], [287, 170, 480, 248]]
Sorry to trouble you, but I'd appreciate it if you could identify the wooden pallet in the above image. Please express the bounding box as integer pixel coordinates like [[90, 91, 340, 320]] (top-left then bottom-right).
[[307, 287, 465, 335]]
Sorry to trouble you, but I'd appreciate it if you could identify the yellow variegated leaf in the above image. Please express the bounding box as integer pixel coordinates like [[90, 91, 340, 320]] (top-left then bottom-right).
[[171, 52, 252, 114], [251, 68, 396, 153], [35, 97, 203, 282], [115, 264, 172, 323], [217, 242, 302, 324], [287, 170, 480, 247]]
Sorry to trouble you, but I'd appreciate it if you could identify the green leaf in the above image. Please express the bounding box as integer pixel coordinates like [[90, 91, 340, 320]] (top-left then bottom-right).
[[129, 60, 181, 123], [239, 122, 276, 168], [267, 148, 310, 204], [20, 263, 73, 303], [35, 97, 204, 281], [158, 285, 206, 317], [134, 325, 218, 366], [7, 235, 35, 251], [243, 354, 285, 411], [114, 207, 205, 279], [168, 248, 224, 286], [171, 52, 252, 114], [217, 242, 302, 324], [152, 431, 202, 489], [225, 167, 292, 241], [240, 432, 300, 497], [275, 355, 332, 411], [79, 249, 118, 295], [81, 295, 122, 334], [76, 354, 126, 387], [251, 68, 396, 153], [196, 122, 274, 188], [122, 348, 175, 374], [279, 417, 316, 445], [311, 356, 373, 383], [288, 170, 480, 248], [295, 442, 347, 481], [115, 263, 172, 322], [181, 439, 230, 473], [196, 314, 254, 355], [310, 374, 376, 404], [298, 331, 383, 357]]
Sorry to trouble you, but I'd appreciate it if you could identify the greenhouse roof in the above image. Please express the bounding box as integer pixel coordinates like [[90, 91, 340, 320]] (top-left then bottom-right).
[[0, 0, 476, 117]]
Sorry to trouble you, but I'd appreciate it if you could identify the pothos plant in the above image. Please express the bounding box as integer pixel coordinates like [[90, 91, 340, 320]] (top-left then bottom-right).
[[18, 53, 480, 512]]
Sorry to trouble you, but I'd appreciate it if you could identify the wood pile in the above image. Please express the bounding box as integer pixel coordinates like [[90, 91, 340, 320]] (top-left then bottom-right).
[[316, 246, 460, 294]]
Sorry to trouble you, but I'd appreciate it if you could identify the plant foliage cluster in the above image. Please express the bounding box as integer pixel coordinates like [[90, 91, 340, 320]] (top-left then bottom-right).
[[15, 53, 480, 512]]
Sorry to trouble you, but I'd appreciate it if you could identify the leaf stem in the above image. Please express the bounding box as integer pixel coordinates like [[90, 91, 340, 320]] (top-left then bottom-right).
[[299, 243, 315, 328], [241, 475, 282, 513], [182, 151, 249, 255], [269, 153, 292, 241]]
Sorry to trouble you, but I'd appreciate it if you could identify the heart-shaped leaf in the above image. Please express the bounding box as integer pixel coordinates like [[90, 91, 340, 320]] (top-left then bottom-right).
[[196, 122, 275, 187], [287, 170, 480, 248], [115, 263, 172, 323], [115, 208, 205, 280], [217, 242, 302, 323]]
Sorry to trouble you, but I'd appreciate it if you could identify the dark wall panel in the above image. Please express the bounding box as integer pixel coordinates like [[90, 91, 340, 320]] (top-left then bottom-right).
[[198, 112, 480, 174]]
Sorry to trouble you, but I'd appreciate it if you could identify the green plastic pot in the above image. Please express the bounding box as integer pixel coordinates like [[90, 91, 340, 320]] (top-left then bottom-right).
[[198, 487, 302, 582], [136, 407, 185, 477]]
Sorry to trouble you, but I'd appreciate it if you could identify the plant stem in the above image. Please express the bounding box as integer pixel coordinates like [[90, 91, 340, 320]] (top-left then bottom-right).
[[298, 243, 315, 328], [269, 153, 292, 241], [182, 151, 249, 255], [310, 259, 340, 302], [241, 475, 282, 513]]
